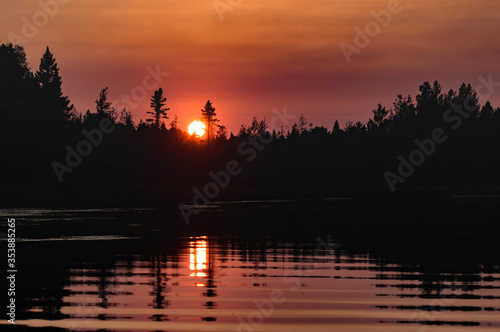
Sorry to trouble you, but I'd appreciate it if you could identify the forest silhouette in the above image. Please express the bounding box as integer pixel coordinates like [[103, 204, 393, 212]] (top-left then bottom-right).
[[2, 43, 500, 207]]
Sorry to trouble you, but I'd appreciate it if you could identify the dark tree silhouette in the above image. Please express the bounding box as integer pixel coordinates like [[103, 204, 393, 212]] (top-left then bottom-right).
[[94, 87, 116, 121], [456, 83, 480, 118], [216, 124, 228, 140], [35, 47, 72, 124], [245, 117, 268, 136], [479, 101, 494, 123], [147, 88, 169, 128], [298, 114, 309, 134], [332, 120, 342, 135], [201, 100, 219, 147], [119, 108, 134, 128], [0, 44, 35, 114], [367, 104, 389, 133], [170, 113, 179, 130]]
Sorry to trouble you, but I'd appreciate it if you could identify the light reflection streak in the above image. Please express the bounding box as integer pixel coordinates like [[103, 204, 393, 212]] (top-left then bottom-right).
[[189, 237, 208, 284]]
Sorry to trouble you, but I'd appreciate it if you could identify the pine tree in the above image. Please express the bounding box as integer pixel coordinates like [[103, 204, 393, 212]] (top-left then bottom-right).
[[479, 101, 494, 123], [216, 124, 228, 140], [119, 108, 134, 128], [201, 100, 219, 147], [332, 120, 342, 135], [170, 113, 179, 129], [36, 47, 57, 87], [298, 114, 308, 134], [35, 47, 71, 123], [95, 87, 116, 121], [147, 88, 169, 128]]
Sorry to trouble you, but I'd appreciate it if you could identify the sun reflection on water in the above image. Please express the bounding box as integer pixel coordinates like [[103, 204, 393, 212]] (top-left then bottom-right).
[[189, 237, 208, 282]]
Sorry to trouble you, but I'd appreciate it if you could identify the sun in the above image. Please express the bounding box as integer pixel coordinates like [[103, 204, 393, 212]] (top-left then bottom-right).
[[188, 120, 206, 137]]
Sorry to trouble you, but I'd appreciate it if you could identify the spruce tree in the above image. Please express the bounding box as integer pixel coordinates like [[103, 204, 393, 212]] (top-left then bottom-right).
[[35, 47, 71, 123], [201, 100, 219, 147], [147, 88, 169, 128]]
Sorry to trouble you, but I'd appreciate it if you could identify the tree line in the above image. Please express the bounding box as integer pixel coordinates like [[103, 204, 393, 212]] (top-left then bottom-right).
[[1, 43, 500, 205]]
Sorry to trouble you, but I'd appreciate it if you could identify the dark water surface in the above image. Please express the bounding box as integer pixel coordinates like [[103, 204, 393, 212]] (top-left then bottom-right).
[[1, 202, 500, 331]]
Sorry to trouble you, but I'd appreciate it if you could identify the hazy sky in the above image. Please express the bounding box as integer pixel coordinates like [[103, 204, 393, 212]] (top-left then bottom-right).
[[2, 0, 499, 133]]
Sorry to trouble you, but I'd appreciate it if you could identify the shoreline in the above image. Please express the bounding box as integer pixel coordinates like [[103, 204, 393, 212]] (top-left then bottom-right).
[[2, 183, 500, 209]]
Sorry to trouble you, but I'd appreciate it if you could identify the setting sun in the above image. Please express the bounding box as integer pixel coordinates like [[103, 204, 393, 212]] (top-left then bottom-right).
[[188, 120, 206, 137]]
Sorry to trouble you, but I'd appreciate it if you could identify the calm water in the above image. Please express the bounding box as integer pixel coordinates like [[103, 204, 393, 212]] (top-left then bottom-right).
[[2, 206, 500, 331]]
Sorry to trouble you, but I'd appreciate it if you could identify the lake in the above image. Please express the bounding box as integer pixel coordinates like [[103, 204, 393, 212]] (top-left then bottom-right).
[[1, 201, 500, 331]]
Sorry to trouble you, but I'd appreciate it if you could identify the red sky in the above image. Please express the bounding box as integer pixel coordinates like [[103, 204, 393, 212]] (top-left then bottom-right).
[[2, 0, 500, 133]]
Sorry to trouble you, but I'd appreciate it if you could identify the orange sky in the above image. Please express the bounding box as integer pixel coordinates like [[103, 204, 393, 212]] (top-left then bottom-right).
[[2, 0, 500, 133]]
